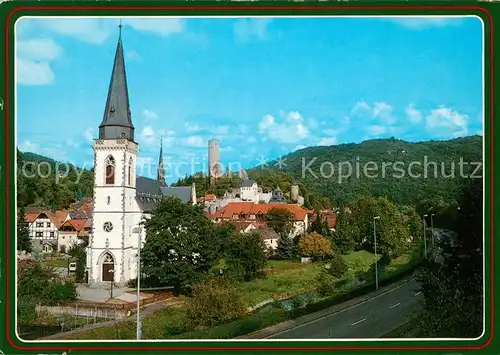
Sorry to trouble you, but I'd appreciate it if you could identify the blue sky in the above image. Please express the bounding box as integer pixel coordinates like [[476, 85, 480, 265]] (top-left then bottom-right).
[[16, 16, 483, 183]]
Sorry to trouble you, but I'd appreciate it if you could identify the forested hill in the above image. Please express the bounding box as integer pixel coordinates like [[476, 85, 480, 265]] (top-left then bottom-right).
[[251, 135, 483, 207], [16, 149, 94, 209]]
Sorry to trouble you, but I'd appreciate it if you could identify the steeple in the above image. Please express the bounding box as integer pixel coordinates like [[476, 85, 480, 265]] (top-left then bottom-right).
[[157, 137, 166, 186], [99, 23, 135, 142]]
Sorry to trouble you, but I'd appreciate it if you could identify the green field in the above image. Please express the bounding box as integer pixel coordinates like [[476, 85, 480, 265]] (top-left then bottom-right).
[[42, 258, 71, 268], [57, 250, 383, 340]]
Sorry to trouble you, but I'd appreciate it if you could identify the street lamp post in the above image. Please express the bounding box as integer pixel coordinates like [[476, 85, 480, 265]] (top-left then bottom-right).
[[109, 269, 115, 298], [136, 227, 142, 340], [431, 213, 435, 249], [423, 214, 428, 258], [373, 216, 380, 291]]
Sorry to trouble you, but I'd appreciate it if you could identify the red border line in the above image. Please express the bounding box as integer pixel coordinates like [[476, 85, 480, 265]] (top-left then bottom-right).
[[4, 5, 494, 352]]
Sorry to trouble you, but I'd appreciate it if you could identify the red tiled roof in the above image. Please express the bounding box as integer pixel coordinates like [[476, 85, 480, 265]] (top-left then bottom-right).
[[68, 219, 86, 232], [310, 210, 337, 229], [204, 194, 216, 201], [210, 202, 309, 221], [23, 210, 69, 227]]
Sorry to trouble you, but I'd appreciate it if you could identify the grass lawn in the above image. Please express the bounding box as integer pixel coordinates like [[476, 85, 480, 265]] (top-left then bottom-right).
[[42, 258, 71, 268]]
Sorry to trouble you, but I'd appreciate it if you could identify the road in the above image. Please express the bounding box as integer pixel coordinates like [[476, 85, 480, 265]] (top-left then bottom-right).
[[266, 278, 423, 339]]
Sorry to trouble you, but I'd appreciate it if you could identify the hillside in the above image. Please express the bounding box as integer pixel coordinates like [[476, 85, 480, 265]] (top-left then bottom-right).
[[17, 149, 94, 208], [250, 135, 483, 207]]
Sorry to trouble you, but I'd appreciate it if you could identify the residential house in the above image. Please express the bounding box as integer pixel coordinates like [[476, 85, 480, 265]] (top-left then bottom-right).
[[58, 219, 86, 252], [25, 210, 69, 253], [210, 202, 311, 238]]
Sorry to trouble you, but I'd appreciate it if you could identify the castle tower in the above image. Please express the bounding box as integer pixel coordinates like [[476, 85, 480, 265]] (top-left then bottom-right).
[[87, 24, 140, 286], [208, 138, 221, 179], [291, 182, 299, 202]]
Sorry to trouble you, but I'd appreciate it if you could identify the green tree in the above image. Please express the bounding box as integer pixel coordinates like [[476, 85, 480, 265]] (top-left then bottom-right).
[[17, 206, 32, 253], [416, 177, 482, 338], [184, 277, 247, 330], [225, 231, 267, 282], [326, 253, 348, 278], [275, 236, 297, 260], [68, 243, 87, 283], [332, 210, 357, 254], [141, 197, 222, 295], [266, 208, 295, 238], [298, 232, 334, 260]]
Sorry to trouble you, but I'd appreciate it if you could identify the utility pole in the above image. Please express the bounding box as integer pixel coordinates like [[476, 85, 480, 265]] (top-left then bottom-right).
[[423, 214, 428, 258], [431, 213, 435, 249], [373, 216, 380, 291], [136, 227, 142, 340]]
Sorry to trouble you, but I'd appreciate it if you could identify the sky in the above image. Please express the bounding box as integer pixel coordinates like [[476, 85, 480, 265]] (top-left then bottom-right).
[[16, 16, 483, 183]]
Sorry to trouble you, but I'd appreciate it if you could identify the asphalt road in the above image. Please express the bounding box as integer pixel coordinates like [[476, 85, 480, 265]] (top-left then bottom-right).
[[267, 279, 423, 339]]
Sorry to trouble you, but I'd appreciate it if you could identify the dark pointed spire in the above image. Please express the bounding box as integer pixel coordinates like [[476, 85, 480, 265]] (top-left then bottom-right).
[[157, 137, 166, 186], [99, 23, 135, 141]]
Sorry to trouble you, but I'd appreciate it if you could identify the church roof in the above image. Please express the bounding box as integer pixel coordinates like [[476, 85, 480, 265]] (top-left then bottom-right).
[[136, 176, 193, 212], [240, 179, 257, 187], [99, 25, 135, 142]]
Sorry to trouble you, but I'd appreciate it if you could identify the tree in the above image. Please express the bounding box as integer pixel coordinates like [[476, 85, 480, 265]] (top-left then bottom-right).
[[141, 197, 222, 295], [298, 232, 334, 260], [225, 231, 267, 282], [68, 243, 86, 283], [266, 208, 295, 238], [332, 210, 357, 254], [326, 253, 348, 278], [184, 277, 247, 330], [17, 206, 32, 253], [275, 236, 297, 260], [416, 177, 482, 337]]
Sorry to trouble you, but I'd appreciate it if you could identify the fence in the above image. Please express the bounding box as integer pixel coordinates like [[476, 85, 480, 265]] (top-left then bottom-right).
[[36, 302, 129, 320]]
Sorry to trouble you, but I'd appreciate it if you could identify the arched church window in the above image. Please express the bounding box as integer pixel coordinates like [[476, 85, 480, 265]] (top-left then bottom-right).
[[128, 158, 133, 185], [105, 155, 115, 185]]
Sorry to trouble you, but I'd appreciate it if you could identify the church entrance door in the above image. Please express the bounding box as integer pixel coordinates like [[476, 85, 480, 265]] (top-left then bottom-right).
[[101, 253, 115, 282]]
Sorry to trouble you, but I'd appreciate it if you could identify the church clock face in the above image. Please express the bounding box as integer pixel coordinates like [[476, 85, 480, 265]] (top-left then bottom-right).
[[103, 222, 113, 232]]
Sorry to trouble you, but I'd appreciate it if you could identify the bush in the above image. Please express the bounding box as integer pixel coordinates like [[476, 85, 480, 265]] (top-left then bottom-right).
[[298, 232, 334, 260], [59, 245, 67, 254], [184, 277, 247, 330], [326, 254, 348, 278], [17, 295, 37, 324]]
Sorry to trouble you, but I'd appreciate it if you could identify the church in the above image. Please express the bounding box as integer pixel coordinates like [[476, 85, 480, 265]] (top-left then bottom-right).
[[85, 26, 196, 286]]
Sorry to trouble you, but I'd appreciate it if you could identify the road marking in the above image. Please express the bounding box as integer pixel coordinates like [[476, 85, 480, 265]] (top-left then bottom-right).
[[389, 302, 400, 309], [414, 291, 421, 296], [350, 318, 367, 326], [263, 277, 416, 339]]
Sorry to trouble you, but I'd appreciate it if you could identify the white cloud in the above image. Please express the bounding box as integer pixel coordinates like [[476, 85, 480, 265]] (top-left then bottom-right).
[[234, 18, 272, 42], [405, 104, 422, 123], [140, 126, 156, 146], [221, 146, 235, 152], [372, 102, 396, 124], [258, 111, 310, 144], [324, 129, 340, 136], [185, 122, 202, 132], [126, 50, 142, 62], [65, 138, 80, 148], [294, 145, 306, 151], [16, 38, 62, 86], [388, 17, 461, 30], [17, 59, 55, 86], [351, 100, 371, 116], [124, 18, 185, 37], [22, 17, 185, 45], [18, 140, 41, 154], [318, 137, 337, 146], [142, 109, 159, 120], [426, 106, 469, 137], [247, 137, 257, 143], [83, 127, 95, 142], [258, 114, 275, 132], [212, 125, 229, 135], [18, 140, 69, 161], [185, 135, 206, 148], [367, 125, 387, 136]]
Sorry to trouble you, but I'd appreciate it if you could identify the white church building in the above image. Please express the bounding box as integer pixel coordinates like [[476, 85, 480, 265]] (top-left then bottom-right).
[[86, 26, 196, 286]]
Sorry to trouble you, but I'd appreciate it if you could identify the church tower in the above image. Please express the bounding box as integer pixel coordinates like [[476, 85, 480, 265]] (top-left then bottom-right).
[[87, 24, 141, 286], [157, 137, 166, 186]]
